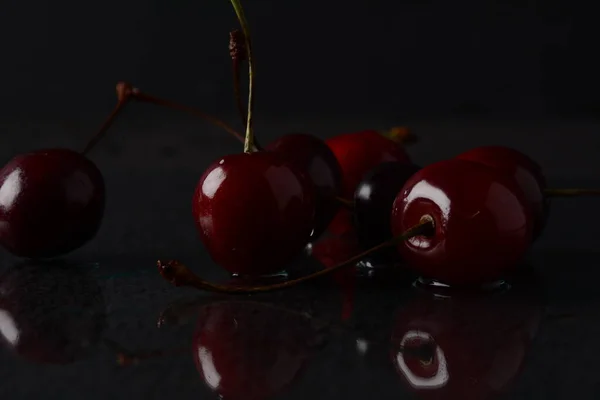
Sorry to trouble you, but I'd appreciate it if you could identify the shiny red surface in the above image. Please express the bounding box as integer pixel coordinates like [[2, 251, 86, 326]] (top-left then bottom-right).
[[456, 146, 549, 240], [266, 133, 342, 239], [391, 159, 533, 286], [391, 288, 542, 400], [0, 148, 105, 258], [325, 130, 411, 197], [193, 301, 313, 400], [192, 151, 316, 276]]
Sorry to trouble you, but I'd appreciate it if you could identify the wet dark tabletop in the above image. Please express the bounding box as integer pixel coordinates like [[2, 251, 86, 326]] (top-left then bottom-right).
[[0, 112, 599, 399]]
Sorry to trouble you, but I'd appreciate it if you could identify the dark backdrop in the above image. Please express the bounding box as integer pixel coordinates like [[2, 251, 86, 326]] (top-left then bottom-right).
[[0, 0, 597, 119]]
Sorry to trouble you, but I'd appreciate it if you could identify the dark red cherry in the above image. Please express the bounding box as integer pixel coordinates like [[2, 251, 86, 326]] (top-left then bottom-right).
[[456, 146, 549, 240], [354, 162, 421, 258], [391, 159, 533, 286], [192, 151, 316, 276], [391, 287, 542, 400], [0, 260, 106, 364], [193, 300, 314, 400], [0, 148, 105, 258], [266, 133, 342, 238], [326, 130, 411, 198]]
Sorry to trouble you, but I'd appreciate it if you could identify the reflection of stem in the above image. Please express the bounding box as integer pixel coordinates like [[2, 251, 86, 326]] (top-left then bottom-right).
[[103, 338, 188, 366]]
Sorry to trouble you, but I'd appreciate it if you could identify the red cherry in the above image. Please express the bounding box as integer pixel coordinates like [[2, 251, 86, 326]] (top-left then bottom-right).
[[193, 301, 313, 400], [391, 287, 542, 400], [326, 130, 411, 197], [0, 149, 105, 258], [266, 133, 342, 238], [192, 151, 316, 276], [391, 159, 533, 286], [455, 146, 549, 240], [354, 162, 422, 264], [0, 260, 106, 364]]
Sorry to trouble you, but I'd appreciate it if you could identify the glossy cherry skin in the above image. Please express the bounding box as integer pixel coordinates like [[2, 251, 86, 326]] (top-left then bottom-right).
[[0, 148, 105, 258], [391, 287, 542, 400], [326, 130, 411, 198], [266, 133, 342, 239], [354, 162, 421, 254], [456, 146, 549, 240], [193, 151, 316, 276], [0, 260, 106, 364], [193, 301, 314, 400], [391, 159, 533, 286]]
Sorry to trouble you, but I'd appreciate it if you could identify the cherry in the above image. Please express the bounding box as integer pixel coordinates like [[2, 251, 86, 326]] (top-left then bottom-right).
[[190, 1, 317, 277], [391, 159, 533, 287], [0, 83, 136, 258], [455, 146, 549, 240], [193, 152, 316, 276], [325, 128, 412, 198], [456, 145, 600, 241], [354, 161, 422, 261], [0, 149, 105, 258], [0, 260, 106, 364], [391, 286, 542, 399], [193, 300, 314, 400], [128, 92, 342, 241], [266, 133, 342, 238]]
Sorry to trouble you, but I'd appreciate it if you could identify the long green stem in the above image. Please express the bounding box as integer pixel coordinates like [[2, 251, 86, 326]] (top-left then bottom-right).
[[229, 0, 255, 153]]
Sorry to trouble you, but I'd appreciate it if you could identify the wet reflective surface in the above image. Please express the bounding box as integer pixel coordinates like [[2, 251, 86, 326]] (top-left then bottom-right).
[[1, 117, 599, 399]]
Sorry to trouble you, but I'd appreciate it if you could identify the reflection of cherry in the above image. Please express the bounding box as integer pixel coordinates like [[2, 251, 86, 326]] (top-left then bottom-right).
[[0, 260, 106, 364], [391, 285, 543, 399], [193, 301, 315, 400]]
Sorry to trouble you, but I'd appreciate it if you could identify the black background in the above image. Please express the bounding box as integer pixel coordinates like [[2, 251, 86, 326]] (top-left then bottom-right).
[[1, 1, 600, 399], [1, 0, 599, 119]]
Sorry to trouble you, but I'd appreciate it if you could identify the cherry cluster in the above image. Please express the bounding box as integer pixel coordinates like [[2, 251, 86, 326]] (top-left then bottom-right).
[[0, 0, 597, 295]]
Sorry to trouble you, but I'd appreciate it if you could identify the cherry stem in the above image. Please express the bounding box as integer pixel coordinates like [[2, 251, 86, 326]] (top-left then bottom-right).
[[127, 82, 250, 144], [544, 188, 600, 197], [336, 196, 355, 208], [157, 218, 435, 294], [81, 83, 133, 155], [382, 126, 417, 146], [229, 0, 256, 154]]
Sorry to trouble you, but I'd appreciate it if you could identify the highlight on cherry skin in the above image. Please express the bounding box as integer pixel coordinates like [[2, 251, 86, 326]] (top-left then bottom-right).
[[391, 284, 542, 400], [391, 158, 534, 287]]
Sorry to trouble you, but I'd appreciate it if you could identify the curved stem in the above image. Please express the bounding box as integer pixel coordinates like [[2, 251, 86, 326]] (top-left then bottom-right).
[[130, 88, 246, 144], [544, 188, 600, 197], [81, 83, 133, 155], [229, 0, 256, 153], [157, 219, 434, 294], [336, 196, 355, 208]]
